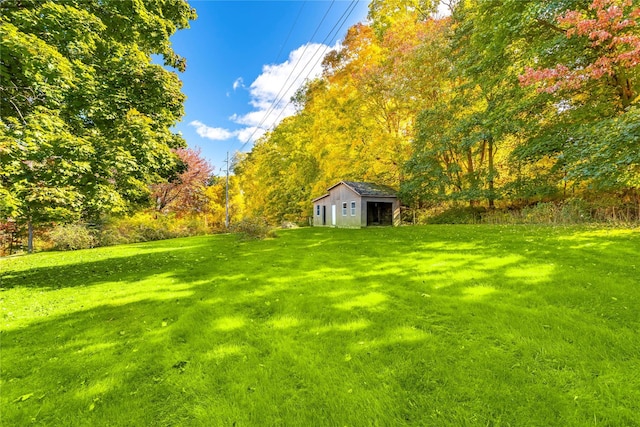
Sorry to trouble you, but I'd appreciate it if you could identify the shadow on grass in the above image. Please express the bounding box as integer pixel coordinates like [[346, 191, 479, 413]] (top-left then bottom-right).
[[0, 237, 228, 290], [2, 226, 639, 425]]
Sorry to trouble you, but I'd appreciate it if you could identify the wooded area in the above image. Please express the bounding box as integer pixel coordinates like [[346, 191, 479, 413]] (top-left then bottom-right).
[[235, 0, 640, 224], [1, 0, 639, 254], [0, 0, 198, 251]]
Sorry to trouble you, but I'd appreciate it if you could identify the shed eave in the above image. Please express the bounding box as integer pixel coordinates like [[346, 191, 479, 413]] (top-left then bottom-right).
[[326, 180, 350, 192], [311, 193, 330, 203]]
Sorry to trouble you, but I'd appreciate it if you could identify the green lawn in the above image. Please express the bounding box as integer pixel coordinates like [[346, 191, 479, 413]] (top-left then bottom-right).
[[1, 225, 639, 426]]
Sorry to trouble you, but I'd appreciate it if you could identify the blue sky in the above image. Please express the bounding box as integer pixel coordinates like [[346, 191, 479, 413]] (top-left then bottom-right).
[[169, 1, 371, 174]]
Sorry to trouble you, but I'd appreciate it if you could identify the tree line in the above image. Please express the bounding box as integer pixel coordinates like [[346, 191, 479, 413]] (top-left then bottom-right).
[[2, 0, 638, 253], [1, 0, 199, 250], [235, 0, 639, 224]]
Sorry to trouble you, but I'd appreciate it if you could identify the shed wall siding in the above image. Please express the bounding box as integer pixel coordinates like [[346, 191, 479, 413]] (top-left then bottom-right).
[[329, 185, 361, 228], [313, 198, 329, 227]]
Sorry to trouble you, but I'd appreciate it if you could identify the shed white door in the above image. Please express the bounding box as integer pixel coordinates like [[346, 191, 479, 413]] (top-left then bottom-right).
[[331, 205, 336, 226]]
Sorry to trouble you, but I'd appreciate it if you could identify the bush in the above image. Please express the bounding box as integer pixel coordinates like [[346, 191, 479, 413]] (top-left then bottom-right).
[[117, 213, 176, 242], [231, 217, 276, 240], [94, 227, 130, 247], [44, 212, 216, 251], [521, 202, 558, 224], [559, 198, 591, 223], [518, 199, 592, 224], [49, 223, 96, 251], [426, 206, 486, 224], [481, 209, 522, 225]]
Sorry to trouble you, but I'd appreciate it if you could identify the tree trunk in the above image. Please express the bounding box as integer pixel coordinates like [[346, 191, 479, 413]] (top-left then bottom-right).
[[614, 73, 634, 109], [487, 137, 495, 209], [467, 148, 474, 176], [27, 220, 33, 253], [466, 148, 478, 206]]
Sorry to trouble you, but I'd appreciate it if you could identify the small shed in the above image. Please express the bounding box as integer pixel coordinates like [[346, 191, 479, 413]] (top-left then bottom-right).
[[312, 181, 400, 228]]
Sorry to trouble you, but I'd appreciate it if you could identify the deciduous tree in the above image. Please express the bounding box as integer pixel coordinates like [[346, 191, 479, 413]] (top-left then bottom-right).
[[517, 0, 640, 190], [520, 0, 640, 107], [0, 0, 196, 250], [151, 147, 213, 215]]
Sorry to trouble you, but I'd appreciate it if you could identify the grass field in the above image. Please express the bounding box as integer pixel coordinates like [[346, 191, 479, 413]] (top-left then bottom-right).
[[1, 225, 639, 426]]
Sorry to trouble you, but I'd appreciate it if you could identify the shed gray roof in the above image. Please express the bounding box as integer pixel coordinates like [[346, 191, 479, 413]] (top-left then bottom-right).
[[329, 181, 397, 198]]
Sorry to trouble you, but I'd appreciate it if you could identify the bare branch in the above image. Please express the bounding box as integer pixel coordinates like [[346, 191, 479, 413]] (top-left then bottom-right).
[[536, 18, 567, 35]]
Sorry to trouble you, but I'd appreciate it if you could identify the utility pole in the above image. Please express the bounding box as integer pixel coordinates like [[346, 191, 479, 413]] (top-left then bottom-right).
[[225, 151, 230, 229]]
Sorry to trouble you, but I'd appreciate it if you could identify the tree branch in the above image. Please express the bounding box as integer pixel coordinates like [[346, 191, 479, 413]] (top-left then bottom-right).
[[536, 18, 567, 35], [8, 97, 27, 125]]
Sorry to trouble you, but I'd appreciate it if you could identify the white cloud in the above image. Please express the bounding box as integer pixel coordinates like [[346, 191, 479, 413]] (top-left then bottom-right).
[[233, 77, 244, 91], [236, 42, 335, 130], [189, 120, 234, 141], [236, 126, 266, 143], [188, 121, 266, 144], [191, 42, 339, 147]]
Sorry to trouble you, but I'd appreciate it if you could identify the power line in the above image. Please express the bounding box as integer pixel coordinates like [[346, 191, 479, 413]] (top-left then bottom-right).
[[273, 0, 360, 115], [215, 2, 309, 177], [266, 0, 359, 130], [239, 0, 338, 150], [274, 1, 306, 64], [224, 151, 230, 228]]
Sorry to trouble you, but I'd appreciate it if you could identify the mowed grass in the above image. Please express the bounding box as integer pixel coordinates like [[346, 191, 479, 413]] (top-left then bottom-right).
[[1, 225, 639, 426]]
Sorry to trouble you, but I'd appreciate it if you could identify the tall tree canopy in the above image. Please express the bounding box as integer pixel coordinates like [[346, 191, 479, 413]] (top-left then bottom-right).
[[235, 0, 639, 224], [0, 0, 196, 233], [404, 0, 640, 207], [236, 4, 446, 223], [518, 0, 640, 189]]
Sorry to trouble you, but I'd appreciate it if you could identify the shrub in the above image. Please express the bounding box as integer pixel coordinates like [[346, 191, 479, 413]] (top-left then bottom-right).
[[481, 209, 522, 225], [559, 198, 591, 223], [520, 202, 558, 224], [112, 212, 182, 242], [231, 217, 276, 240], [94, 227, 130, 247], [518, 199, 592, 224], [426, 206, 486, 224], [49, 223, 96, 251]]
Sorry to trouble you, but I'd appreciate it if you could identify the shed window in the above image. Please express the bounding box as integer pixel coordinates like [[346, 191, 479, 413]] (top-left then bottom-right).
[[316, 205, 320, 216], [342, 202, 347, 216], [350, 201, 356, 216]]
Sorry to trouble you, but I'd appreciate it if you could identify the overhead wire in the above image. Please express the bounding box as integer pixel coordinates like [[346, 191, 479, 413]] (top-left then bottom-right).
[[274, 1, 306, 64], [265, 0, 359, 130], [239, 0, 363, 152], [238, 0, 337, 151], [217, 2, 309, 176]]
